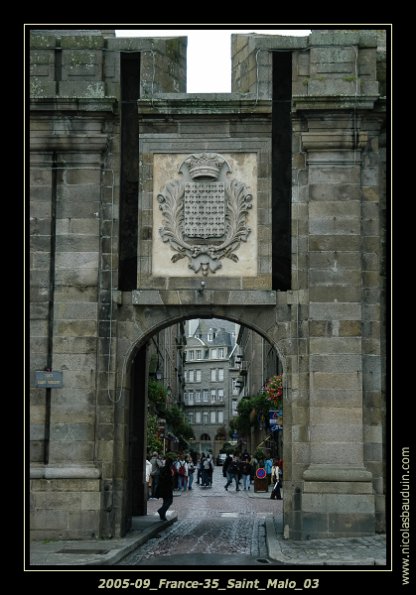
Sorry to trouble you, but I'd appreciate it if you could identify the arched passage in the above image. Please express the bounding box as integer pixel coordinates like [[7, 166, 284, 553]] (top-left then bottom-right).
[[110, 305, 291, 537]]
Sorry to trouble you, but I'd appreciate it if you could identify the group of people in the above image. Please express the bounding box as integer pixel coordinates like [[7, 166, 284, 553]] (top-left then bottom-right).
[[222, 453, 283, 499], [146, 452, 214, 497], [145, 450, 283, 521]]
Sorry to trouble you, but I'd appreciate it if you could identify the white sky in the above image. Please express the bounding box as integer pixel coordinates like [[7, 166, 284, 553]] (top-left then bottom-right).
[[116, 29, 310, 92]]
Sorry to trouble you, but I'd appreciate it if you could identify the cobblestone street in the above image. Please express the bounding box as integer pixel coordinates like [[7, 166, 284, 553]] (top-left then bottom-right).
[[119, 466, 282, 565]]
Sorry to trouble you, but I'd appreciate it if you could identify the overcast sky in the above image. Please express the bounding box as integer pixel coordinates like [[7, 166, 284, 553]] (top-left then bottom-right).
[[116, 29, 310, 92]]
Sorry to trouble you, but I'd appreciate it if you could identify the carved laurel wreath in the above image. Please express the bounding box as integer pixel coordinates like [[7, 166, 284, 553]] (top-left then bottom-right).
[[157, 155, 253, 275]]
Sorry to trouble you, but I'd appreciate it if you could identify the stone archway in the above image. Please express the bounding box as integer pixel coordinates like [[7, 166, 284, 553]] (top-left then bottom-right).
[[107, 303, 291, 537]]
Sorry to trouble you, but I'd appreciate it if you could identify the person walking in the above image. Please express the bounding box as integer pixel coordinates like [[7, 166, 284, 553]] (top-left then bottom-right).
[[270, 459, 282, 500], [264, 454, 273, 487], [201, 454, 212, 486], [149, 451, 163, 499], [145, 457, 152, 500], [155, 456, 175, 520], [196, 456, 202, 485], [186, 455, 195, 490], [176, 456, 188, 492], [224, 456, 240, 491], [240, 458, 252, 491]]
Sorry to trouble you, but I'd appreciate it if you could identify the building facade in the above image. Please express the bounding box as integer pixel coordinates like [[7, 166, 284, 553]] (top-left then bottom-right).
[[183, 319, 239, 457], [29, 28, 386, 541], [235, 326, 283, 458]]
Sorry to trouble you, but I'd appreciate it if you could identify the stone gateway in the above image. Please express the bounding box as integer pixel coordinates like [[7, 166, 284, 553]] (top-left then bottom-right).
[[29, 29, 387, 541]]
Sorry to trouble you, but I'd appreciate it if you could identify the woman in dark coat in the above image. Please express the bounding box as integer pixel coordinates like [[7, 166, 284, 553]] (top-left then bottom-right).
[[155, 457, 174, 520]]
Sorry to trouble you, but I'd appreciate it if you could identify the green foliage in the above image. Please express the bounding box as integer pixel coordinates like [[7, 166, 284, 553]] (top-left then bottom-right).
[[230, 391, 276, 439], [148, 380, 168, 414], [166, 404, 194, 441], [146, 413, 163, 454], [251, 392, 271, 420], [234, 397, 254, 437]]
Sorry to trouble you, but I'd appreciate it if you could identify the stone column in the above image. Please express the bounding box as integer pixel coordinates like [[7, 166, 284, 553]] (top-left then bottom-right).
[[300, 122, 375, 538]]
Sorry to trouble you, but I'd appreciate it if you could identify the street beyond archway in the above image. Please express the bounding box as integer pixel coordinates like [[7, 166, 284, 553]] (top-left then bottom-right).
[[118, 464, 282, 566]]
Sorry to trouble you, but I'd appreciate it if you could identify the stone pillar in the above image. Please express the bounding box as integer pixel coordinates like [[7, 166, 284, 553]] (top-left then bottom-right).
[[29, 110, 114, 539], [300, 123, 375, 538]]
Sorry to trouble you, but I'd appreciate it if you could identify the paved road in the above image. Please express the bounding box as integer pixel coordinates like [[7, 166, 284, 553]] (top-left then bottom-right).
[[119, 465, 282, 565]]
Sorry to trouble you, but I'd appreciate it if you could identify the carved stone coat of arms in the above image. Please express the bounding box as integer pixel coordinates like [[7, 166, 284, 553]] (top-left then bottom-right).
[[157, 153, 253, 275]]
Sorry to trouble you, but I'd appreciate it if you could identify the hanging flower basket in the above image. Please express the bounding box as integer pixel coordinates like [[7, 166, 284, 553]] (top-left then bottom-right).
[[264, 374, 283, 408]]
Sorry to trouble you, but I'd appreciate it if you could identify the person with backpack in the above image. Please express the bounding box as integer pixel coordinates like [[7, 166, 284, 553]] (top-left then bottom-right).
[[175, 456, 188, 492]]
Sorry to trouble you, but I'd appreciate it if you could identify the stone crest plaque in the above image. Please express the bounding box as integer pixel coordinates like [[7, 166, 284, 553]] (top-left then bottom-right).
[[157, 153, 253, 275]]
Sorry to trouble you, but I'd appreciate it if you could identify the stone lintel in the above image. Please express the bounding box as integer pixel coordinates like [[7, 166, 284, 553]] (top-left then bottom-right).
[[232, 32, 309, 50], [293, 95, 378, 112], [303, 464, 373, 482], [138, 95, 271, 116], [30, 464, 101, 479], [132, 289, 277, 306]]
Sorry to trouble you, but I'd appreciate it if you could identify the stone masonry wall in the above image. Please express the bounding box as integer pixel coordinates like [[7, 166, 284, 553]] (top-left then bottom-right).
[[232, 29, 386, 537], [29, 30, 187, 540]]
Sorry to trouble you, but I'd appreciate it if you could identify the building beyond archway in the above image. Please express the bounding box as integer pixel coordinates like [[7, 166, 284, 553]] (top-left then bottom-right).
[[29, 28, 387, 541]]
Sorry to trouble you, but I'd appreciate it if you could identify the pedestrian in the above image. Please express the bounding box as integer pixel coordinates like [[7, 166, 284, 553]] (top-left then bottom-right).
[[155, 456, 175, 520], [270, 459, 282, 500], [201, 454, 212, 486], [149, 451, 163, 499], [223, 453, 232, 478], [175, 455, 188, 492], [196, 456, 202, 485], [172, 454, 180, 490], [186, 455, 195, 490], [240, 457, 252, 491], [207, 454, 214, 485], [264, 454, 273, 486], [145, 457, 152, 500], [224, 456, 240, 491]]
